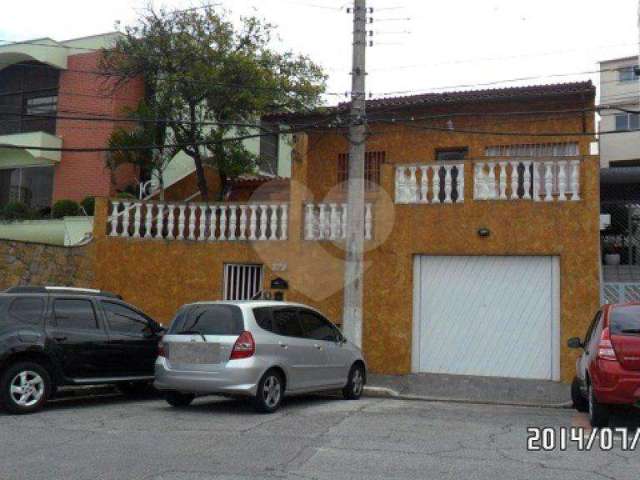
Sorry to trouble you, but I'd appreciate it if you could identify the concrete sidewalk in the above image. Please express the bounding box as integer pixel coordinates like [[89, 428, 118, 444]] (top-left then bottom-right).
[[364, 373, 572, 408]]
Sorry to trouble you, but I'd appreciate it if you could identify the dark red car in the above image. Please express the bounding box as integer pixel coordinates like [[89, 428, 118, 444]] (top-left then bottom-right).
[[569, 303, 640, 427]]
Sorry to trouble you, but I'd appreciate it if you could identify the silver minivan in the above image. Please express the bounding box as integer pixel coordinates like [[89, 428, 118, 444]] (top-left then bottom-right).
[[154, 301, 366, 413]]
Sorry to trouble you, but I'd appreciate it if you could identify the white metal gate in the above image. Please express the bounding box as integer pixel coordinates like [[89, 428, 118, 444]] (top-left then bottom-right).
[[412, 256, 561, 380], [223, 264, 264, 300], [602, 283, 640, 304]]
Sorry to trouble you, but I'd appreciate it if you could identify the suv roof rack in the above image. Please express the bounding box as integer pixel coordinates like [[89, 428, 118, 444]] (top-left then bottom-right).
[[4, 286, 122, 299]]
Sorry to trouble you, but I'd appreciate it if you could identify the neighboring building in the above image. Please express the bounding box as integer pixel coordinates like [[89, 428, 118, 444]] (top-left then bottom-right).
[[0, 33, 144, 211], [93, 81, 599, 383], [599, 56, 640, 167], [151, 125, 293, 196]]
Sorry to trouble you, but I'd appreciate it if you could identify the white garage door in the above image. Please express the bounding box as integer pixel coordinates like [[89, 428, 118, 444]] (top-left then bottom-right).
[[412, 256, 560, 380]]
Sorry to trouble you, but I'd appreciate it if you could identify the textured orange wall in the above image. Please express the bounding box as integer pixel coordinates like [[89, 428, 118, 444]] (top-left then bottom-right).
[[92, 97, 600, 382]]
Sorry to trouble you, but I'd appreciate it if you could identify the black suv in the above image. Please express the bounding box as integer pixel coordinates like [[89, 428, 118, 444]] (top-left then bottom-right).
[[0, 286, 164, 414]]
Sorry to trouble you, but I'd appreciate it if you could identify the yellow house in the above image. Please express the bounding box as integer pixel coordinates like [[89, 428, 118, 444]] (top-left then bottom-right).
[[92, 81, 600, 383]]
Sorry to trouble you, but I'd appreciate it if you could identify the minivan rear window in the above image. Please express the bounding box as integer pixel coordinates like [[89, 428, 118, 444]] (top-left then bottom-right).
[[610, 305, 640, 335], [169, 304, 243, 336]]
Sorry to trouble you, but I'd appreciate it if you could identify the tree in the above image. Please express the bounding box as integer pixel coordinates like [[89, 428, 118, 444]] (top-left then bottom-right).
[[101, 5, 326, 200], [106, 102, 175, 200]]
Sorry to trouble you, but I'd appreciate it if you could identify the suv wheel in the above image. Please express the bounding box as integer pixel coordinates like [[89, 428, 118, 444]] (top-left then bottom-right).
[[588, 383, 610, 428], [254, 370, 284, 413], [1, 362, 52, 414], [342, 364, 365, 400], [571, 376, 588, 413], [165, 391, 195, 408]]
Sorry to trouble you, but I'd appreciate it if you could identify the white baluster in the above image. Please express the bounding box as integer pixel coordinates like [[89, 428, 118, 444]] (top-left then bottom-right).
[[121, 201, 131, 237], [365, 204, 373, 240], [510, 161, 519, 200], [395, 167, 405, 203], [198, 205, 208, 241], [238, 206, 247, 240], [188, 205, 197, 240], [474, 163, 484, 200], [154, 203, 165, 239], [329, 203, 339, 240], [318, 204, 328, 240], [219, 206, 228, 240], [177, 205, 187, 240], [305, 204, 315, 240], [444, 165, 453, 204], [268, 205, 278, 240], [280, 205, 288, 240], [259, 205, 268, 240], [499, 162, 508, 200], [408, 166, 418, 203], [144, 204, 153, 238], [487, 162, 497, 199], [433, 166, 442, 203], [524, 161, 533, 200], [228, 206, 237, 240], [420, 166, 429, 203], [570, 160, 581, 201], [557, 160, 568, 201], [341, 205, 348, 239], [166, 204, 175, 240], [249, 205, 258, 241], [544, 161, 554, 202], [132, 203, 142, 238], [208, 206, 218, 241], [109, 201, 120, 236], [456, 164, 464, 203]]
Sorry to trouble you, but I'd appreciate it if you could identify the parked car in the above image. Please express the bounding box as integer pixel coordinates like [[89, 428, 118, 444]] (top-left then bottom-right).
[[569, 303, 640, 427], [0, 286, 164, 414], [155, 301, 366, 413]]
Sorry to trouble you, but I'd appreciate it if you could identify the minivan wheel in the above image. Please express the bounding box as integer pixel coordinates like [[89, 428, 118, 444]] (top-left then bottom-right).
[[165, 391, 195, 408], [254, 370, 284, 413], [342, 364, 365, 400], [571, 376, 588, 413], [588, 383, 609, 428], [0, 362, 52, 414]]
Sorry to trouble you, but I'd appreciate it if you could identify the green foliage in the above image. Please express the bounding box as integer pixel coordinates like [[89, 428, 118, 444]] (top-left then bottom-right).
[[100, 5, 326, 199], [80, 196, 95, 216], [51, 199, 80, 219], [1, 202, 31, 221]]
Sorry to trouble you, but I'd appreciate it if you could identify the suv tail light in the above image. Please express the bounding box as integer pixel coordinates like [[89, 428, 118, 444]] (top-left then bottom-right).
[[597, 327, 618, 361], [158, 341, 166, 358], [230, 331, 255, 360]]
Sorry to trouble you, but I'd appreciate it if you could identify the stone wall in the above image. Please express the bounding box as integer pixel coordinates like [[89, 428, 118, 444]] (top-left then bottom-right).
[[0, 240, 95, 290]]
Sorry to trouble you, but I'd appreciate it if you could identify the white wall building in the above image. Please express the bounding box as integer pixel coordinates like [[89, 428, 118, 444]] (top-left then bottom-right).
[[599, 56, 640, 167]]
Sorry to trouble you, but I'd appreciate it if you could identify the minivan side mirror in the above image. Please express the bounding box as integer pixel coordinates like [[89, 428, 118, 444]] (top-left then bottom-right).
[[567, 337, 583, 349]]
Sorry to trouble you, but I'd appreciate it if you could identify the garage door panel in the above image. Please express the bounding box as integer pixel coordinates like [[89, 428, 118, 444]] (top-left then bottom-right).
[[415, 256, 559, 380]]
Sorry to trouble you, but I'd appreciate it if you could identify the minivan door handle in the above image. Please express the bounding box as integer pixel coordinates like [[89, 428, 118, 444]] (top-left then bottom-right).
[[54, 336, 68, 342], [313, 344, 323, 350], [278, 342, 288, 349]]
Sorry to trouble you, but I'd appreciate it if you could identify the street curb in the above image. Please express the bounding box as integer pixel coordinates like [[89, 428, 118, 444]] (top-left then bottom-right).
[[364, 386, 573, 410]]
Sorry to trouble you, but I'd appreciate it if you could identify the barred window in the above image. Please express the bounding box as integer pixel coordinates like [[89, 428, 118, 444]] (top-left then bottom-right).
[[338, 151, 384, 191]]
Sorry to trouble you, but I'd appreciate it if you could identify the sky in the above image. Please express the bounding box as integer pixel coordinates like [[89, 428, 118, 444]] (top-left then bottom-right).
[[1, 0, 638, 105]]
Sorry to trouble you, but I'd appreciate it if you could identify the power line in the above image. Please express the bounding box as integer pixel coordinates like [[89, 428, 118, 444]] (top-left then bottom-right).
[[0, 126, 315, 153]]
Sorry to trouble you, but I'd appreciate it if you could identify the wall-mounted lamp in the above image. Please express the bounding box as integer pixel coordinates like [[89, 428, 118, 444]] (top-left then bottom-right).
[[477, 228, 491, 238]]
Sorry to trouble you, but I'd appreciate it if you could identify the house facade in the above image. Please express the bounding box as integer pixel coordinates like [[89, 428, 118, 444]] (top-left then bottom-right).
[[91, 81, 600, 383], [0, 33, 143, 210], [599, 56, 640, 168]]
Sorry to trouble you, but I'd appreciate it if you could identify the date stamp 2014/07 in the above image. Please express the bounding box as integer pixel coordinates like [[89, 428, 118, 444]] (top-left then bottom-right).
[[527, 427, 640, 451]]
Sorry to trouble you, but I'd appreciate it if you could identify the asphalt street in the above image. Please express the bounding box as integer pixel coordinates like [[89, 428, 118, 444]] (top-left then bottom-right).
[[1, 392, 639, 480]]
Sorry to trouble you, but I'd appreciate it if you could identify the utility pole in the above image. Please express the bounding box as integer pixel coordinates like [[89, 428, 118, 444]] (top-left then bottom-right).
[[343, 0, 367, 348]]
